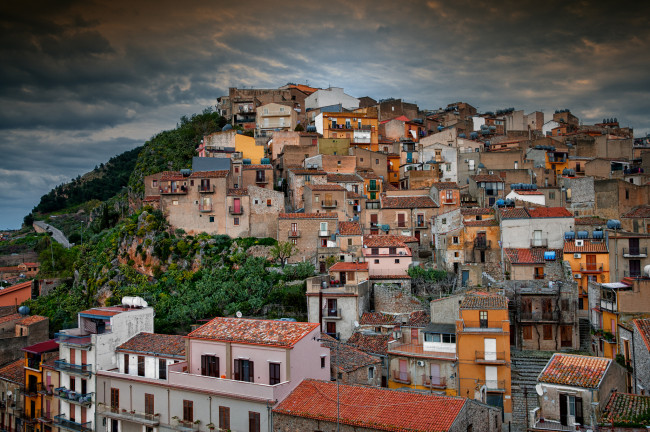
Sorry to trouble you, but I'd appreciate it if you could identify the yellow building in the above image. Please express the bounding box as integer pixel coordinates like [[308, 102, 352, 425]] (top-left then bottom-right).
[[457, 292, 512, 421], [234, 133, 264, 164], [317, 112, 379, 150], [545, 149, 569, 175], [563, 237, 610, 311], [23, 339, 59, 429]]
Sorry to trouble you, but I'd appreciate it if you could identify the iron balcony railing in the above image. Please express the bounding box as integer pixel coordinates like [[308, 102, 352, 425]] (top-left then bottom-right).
[[53, 414, 93, 432], [520, 311, 559, 321], [477, 379, 507, 391], [97, 405, 160, 426], [38, 382, 54, 396], [198, 203, 213, 212], [474, 238, 491, 249], [623, 247, 647, 257], [54, 387, 93, 406], [475, 351, 506, 363], [422, 375, 447, 388], [255, 176, 268, 184], [321, 200, 338, 208], [415, 221, 428, 228], [228, 206, 243, 215], [322, 307, 342, 319], [198, 185, 214, 193], [158, 186, 187, 194], [580, 263, 604, 272], [53, 360, 92, 377], [530, 238, 548, 248], [624, 270, 643, 278], [391, 370, 411, 384], [36, 409, 53, 423], [26, 358, 41, 370], [55, 332, 92, 346], [288, 230, 301, 238]]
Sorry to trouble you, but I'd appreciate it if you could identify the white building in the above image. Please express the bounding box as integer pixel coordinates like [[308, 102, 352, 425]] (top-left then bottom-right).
[[306, 87, 359, 111]]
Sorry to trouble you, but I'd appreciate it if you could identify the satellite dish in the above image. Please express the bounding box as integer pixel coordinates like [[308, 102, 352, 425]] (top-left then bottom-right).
[[236, 311, 242, 318], [353, 321, 359, 328], [536, 384, 544, 396]]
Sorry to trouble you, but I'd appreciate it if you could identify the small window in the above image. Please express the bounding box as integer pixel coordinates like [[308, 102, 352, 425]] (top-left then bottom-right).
[[234, 217, 240, 226], [321, 357, 326, 368], [348, 239, 352, 246], [152, 180, 158, 187], [269, 363, 281, 385], [158, 359, 167, 380], [395, 259, 400, 264], [454, 251, 459, 258], [137, 356, 145, 377], [549, 192, 555, 200], [172, 200, 178, 206], [376, 159, 379, 164], [371, 248, 379, 255], [360, 158, 364, 162], [209, 216, 215, 223], [254, 199, 259, 204], [452, 236, 459, 244], [183, 400, 193, 422], [442, 218, 447, 224], [543, 325, 553, 340], [374, 259, 379, 264], [368, 367, 374, 379], [235, 166, 239, 173], [267, 199, 272, 206]]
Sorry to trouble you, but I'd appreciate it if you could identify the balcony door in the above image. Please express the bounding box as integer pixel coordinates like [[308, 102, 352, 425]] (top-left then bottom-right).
[[629, 238, 640, 255], [484, 338, 497, 361], [233, 198, 241, 214], [586, 254, 597, 271], [399, 359, 408, 382], [485, 366, 498, 389], [430, 364, 440, 386], [290, 223, 297, 236], [532, 230, 542, 247]]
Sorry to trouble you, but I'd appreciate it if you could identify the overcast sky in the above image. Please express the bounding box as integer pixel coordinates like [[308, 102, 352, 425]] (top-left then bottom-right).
[[1, 1, 649, 229]]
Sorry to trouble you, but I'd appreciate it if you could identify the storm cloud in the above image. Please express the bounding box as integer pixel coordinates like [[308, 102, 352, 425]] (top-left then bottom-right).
[[1, 0, 649, 227]]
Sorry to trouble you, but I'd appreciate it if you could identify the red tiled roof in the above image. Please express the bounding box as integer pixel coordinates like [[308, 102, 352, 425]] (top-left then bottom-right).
[[0, 359, 25, 386], [338, 221, 362, 236], [461, 208, 494, 216], [17, 315, 47, 326], [279, 212, 338, 219], [143, 196, 160, 202], [188, 317, 319, 348], [381, 195, 437, 209], [380, 115, 411, 124], [431, 182, 461, 190], [160, 171, 184, 181], [601, 392, 650, 425], [384, 183, 398, 191], [242, 164, 272, 170], [623, 206, 650, 219], [538, 353, 610, 388], [79, 307, 123, 318], [563, 241, 608, 253], [347, 191, 364, 199], [289, 168, 327, 175], [327, 173, 362, 183], [0, 281, 32, 296], [347, 332, 392, 356], [117, 332, 186, 358], [634, 319, 650, 351], [460, 292, 508, 310], [227, 188, 248, 196], [189, 170, 229, 179], [329, 262, 368, 272], [575, 216, 607, 225], [320, 334, 380, 373], [499, 208, 530, 219], [357, 170, 380, 180], [360, 310, 429, 326], [0, 313, 20, 325], [527, 207, 573, 218], [463, 220, 498, 227], [287, 84, 318, 95], [369, 274, 411, 279], [307, 184, 346, 191], [504, 248, 562, 265], [364, 235, 418, 248], [471, 174, 504, 183], [273, 379, 466, 432]]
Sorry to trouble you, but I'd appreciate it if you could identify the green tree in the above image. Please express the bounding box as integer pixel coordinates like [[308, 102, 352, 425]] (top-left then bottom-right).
[[269, 241, 296, 268]]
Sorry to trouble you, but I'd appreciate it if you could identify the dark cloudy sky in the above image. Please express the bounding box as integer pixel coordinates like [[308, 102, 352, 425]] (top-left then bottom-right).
[[1, 1, 649, 229]]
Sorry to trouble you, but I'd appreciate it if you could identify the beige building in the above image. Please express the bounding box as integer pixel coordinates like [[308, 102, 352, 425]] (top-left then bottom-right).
[[278, 213, 338, 265], [256, 102, 297, 135], [287, 167, 327, 210], [303, 184, 348, 221]]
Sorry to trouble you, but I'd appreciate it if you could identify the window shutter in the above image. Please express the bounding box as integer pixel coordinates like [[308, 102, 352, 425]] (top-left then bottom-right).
[[575, 397, 583, 424], [201, 355, 206, 376], [234, 359, 240, 380], [249, 361, 254, 382]]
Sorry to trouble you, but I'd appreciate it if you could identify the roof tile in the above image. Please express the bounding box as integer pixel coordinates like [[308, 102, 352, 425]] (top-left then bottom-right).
[[117, 332, 186, 358], [329, 262, 368, 272], [460, 292, 508, 310], [279, 212, 338, 219], [364, 235, 418, 248], [538, 353, 610, 388], [563, 241, 608, 253], [338, 221, 362, 236], [0, 359, 25, 386], [381, 195, 438, 209], [601, 392, 650, 425], [504, 248, 562, 264]]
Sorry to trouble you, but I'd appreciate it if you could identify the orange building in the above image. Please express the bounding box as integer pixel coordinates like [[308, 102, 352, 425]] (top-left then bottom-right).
[[317, 112, 379, 150], [563, 237, 610, 311], [545, 149, 569, 175], [22, 339, 59, 429], [456, 292, 512, 421], [0, 280, 36, 308]]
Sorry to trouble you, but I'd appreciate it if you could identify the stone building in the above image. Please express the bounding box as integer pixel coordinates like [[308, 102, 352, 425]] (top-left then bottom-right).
[[319, 333, 382, 387], [278, 212, 338, 265]]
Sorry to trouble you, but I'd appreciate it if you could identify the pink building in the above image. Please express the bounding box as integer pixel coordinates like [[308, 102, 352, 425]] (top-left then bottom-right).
[[362, 235, 415, 277]]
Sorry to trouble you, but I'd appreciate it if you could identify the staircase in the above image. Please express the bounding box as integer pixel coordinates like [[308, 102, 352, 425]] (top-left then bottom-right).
[[579, 318, 591, 351], [510, 350, 554, 431]]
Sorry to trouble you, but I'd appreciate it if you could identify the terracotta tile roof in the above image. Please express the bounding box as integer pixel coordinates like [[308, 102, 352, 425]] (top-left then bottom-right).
[[347, 332, 392, 356], [575, 216, 607, 225], [320, 334, 380, 373], [327, 173, 362, 183], [431, 182, 461, 190], [242, 164, 272, 170], [160, 171, 184, 181], [461, 208, 494, 216], [227, 188, 248, 196], [279, 212, 338, 219], [369, 274, 411, 280], [463, 220, 498, 227], [189, 170, 229, 179], [527, 207, 573, 218], [188, 317, 319, 348], [500, 208, 530, 219], [471, 174, 504, 183], [504, 248, 562, 265], [563, 241, 608, 253], [329, 262, 368, 272], [17, 315, 47, 326], [513, 190, 544, 195], [338, 221, 362, 236], [364, 235, 418, 248], [117, 332, 186, 358], [384, 183, 398, 191], [307, 184, 346, 191], [289, 168, 327, 176], [633, 319, 650, 351], [538, 353, 610, 389], [623, 206, 650, 218], [381, 195, 437, 209], [143, 195, 160, 202], [0, 359, 25, 386], [273, 379, 466, 432], [460, 292, 508, 310], [601, 392, 650, 425], [0, 281, 32, 296], [287, 84, 318, 95], [360, 311, 429, 327], [346, 191, 364, 199], [357, 170, 380, 180], [78, 307, 124, 318], [0, 313, 20, 325]]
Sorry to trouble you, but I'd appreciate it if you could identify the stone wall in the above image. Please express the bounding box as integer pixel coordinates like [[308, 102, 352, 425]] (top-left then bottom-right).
[[373, 281, 425, 314], [450, 400, 502, 432]]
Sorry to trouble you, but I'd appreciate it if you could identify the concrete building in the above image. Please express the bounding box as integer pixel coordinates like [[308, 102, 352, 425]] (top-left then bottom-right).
[[499, 207, 574, 249], [0, 359, 24, 432], [306, 87, 359, 111], [277, 212, 338, 266], [256, 102, 297, 135], [362, 235, 415, 277]]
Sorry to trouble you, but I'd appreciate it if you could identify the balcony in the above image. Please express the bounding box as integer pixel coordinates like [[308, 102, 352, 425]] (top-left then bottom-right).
[[158, 186, 187, 195], [54, 387, 93, 407], [422, 375, 447, 389], [38, 383, 54, 396], [477, 379, 507, 392], [55, 331, 93, 347], [198, 185, 214, 193], [198, 203, 213, 212], [37, 409, 53, 423], [322, 307, 342, 320], [530, 238, 548, 248], [443, 198, 457, 205], [22, 413, 38, 425], [25, 384, 38, 397], [321, 200, 338, 209], [228, 206, 243, 215], [388, 342, 457, 360], [475, 351, 507, 364], [580, 263, 604, 273], [255, 176, 268, 185], [460, 320, 506, 332], [53, 414, 93, 432], [624, 270, 643, 278], [415, 221, 428, 229], [171, 419, 200, 432], [26, 358, 42, 370], [474, 238, 491, 250], [288, 230, 301, 238], [391, 370, 411, 384], [600, 299, 617, 312], [318, 230, 330, 237], [519, 311, 559, 321], [623, 247, 647, 258], [367, 184, 380, 192], [97, 404, 160, 426], [53, 360, 92, 377]]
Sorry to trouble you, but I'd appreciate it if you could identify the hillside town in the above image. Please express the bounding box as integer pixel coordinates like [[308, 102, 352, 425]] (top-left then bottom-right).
[[3, 83, 650, 432]]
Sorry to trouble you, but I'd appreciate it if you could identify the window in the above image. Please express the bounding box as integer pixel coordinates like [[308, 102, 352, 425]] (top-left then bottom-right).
[[291, 238, 297, 245], [626, 190, 629, 199], [70, 376, 76, 391], [110, 388, 119, 409], [234, 166, 239, 173], [534, 267, 544, 279], [209, 216, 215, 223], [269, 363, 281, 385], [395, 259, 400, 264], [389, 247, 396, 255], [479, 311, 488, 328], [321, 356, 326, 368], [320, 238, 327, 247], [234, 217, 240, 226], [425, 333, 441, 343], [320, 222, 328, 231], [137, 356, 145, 377], [347, 238, 352, 246], [152, 180, 158, 187], [549, 192, 555, 200], [234, 359, 254, 382], [368, 367, 374, 379], [124, 354, 129, 374], [183, 400, 193, 422], [249, 412, 261, 432], [543, 325, 553, 340], [442, 218, 447, 224], [376, 159, 379, 164], [452, 236, 459, 244], [374, 259, 379, 264], [371, 248, 379, 255], [315, 195, 320, 202], [201, 355, 219, 377], [219, 406, 230, 430], [144, 393, 154, 415], [442, 334, 456, 343], [159, 359, 167, 380], [267, 199, 272, 206]]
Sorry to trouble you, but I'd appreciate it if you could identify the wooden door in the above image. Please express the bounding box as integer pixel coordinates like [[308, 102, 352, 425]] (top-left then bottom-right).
[[586, 254, 596, 270]]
